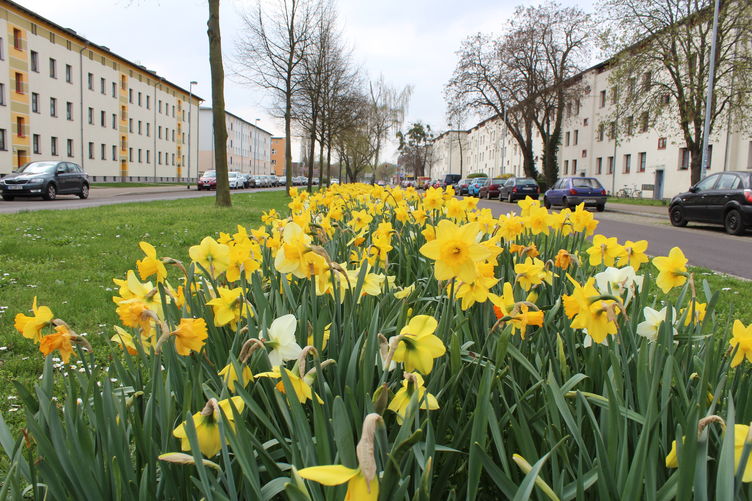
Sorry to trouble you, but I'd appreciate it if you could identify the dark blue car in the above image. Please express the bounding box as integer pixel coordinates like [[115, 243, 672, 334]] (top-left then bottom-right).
[[544, 177, 607, 212]]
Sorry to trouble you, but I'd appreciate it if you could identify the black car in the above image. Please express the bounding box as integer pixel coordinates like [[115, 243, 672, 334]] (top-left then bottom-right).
[[669, 171, 752, 235], [1, 161, 89, 201], [499, 177, 540, 202], [441, 173, 461, 188]]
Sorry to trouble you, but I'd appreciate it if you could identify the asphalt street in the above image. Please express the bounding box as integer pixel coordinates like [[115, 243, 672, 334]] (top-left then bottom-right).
[[0, 186, 749, 279]]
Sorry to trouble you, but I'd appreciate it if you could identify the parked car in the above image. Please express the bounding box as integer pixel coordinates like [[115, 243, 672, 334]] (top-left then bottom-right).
[[668, 171, 752, 235], [330, 178, 340, 185], [1, 161, 89, 201], [277, 176, 286, 185], [468, 177, 490, 197], [417, 176, 431, 189], [499, 177, 540, 202], [228, 172, 244, 189], [441, 173, 462, 188], [455, 179, 471, 196], [478, 178, 506, 200], [197, 170, 217, 190], [544, 177, 607, 211]]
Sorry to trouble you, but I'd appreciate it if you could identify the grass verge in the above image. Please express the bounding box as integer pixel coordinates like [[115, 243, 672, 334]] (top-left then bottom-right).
[[608, 196, 668, 206], [0, 191, 288, 429]]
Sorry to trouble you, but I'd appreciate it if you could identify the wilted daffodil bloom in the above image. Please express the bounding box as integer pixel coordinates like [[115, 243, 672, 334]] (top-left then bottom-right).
[[136, 241, 167, 282], [206, 286, 251, 329], [14, 296, 53, 343], [652, 247, 688, 294], [171, 318, 208, 356], [39, 324, 75, 363], [172, 397, 244, 457], [730, 320, 752, 367], [219, 363, 253, 392], [263, 314, 303, 367], [189, 236, 230, 279], [419, 220, 492, 284], [392, 315, 446, 375], [388, 372, 439, 424]]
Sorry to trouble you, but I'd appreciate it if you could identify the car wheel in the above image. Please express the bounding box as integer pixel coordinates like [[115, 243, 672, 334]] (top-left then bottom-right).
[[562, 197, 569, 209], [2, 195, 14, 201], [596, 204, 605, 212], [725, 209, 745, 235], [507, 193, 513, 203], [43, 183, 57, 201], [78, 183, 89, 199], [485, 191, 491, 200], [669, 206, 687, 227], [544, 197, 551, 209]]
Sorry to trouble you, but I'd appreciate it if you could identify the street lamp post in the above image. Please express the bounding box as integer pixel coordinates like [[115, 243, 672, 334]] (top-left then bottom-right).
[[254, 118, 260, 174], [187, 81, 197, 189]]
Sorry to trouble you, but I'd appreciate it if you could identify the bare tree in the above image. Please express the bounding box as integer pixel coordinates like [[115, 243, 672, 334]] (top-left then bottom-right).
[[367, 76, 412, 180], [600, 0, 752, 184], [207, 0, 231, 206], [236, 0, 317, 195]]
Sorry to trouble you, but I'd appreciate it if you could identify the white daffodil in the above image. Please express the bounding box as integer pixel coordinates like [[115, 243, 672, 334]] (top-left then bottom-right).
[[595, 266, 644, 304], [636, 306, 677, 342], [263, 314, 302, 367]]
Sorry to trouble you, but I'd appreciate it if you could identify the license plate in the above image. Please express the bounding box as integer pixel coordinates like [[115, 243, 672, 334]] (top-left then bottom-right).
[[584, 199, 596, 203], [7, 185, 23, 190]]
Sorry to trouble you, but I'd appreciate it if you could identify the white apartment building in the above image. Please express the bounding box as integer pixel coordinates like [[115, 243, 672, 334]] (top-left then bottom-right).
[[197, 107, 272, 175], [0, 0, 201, 182], [430, 130, 468, 180]]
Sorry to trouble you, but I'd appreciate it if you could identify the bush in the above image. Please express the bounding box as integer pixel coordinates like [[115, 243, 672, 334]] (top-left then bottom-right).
[[3, 185, 752, 500], [467, 172, 489, 179]]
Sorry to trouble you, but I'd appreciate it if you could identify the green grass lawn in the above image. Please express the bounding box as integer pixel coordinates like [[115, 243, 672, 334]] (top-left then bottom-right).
[[0, 191, 288, 429], [607, 197, 668, 206]]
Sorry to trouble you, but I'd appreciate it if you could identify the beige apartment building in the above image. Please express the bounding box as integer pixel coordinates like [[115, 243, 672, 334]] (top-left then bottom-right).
[[0, 0, 201, 182], [430, 129, 468, 180], [197, 107, 271, 176]]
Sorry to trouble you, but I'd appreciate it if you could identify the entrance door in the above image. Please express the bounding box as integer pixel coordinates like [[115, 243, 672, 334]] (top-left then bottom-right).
[[16, 150, 26, 170], [654, 170, 664, 200]]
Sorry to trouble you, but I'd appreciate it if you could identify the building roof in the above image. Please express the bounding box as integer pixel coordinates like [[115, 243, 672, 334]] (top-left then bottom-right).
[[199, 107, 273, 136], [3, 0, 204, 101]]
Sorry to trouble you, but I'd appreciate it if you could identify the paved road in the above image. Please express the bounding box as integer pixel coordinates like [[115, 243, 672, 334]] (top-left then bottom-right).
[[0, 185, 284, 214], [476, 198, 752, 280]]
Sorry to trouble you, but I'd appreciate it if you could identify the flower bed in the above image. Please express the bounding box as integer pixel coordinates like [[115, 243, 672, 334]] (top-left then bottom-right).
[[4, 183, 752, 500]]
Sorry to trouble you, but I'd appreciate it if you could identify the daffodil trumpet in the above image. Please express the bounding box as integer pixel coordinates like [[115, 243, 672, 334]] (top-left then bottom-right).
[[51, 318, 93, 353]]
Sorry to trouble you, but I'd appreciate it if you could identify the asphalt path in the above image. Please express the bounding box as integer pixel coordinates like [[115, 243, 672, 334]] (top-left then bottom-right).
[[475, 198, 752, 280], [1, 187, 749, 279]]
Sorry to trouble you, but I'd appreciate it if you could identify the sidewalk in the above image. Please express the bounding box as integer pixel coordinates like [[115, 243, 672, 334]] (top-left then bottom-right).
[[90, 184, 194, 197], [605, 201, 668, 219]]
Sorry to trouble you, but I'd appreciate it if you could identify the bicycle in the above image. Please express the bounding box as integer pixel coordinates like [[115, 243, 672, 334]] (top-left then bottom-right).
[[616, 185, 643, 199]]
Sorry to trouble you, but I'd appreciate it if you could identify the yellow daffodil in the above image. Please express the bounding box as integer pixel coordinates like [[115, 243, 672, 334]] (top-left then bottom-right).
[[554, 249, 574, 270], [171, 318, 208, 356], [172, 397, 244, 457], [517, 196, 540, 218], [665, 437, 682, 468], [261, 208, 279, 224], [586, 235, 625, 267], [412, 208, 428, 225], [226, 239, 261, 282], [189, 236, 230, 278], [618, 240, 649, 271], [652, 247, 688, 294], [445, 198, 465, 220], [570, 204, 599, 235], [274, 222, 326, 279], [218, 363, 253, 392], [387, 372, 439, 424], [735, 424, 752, 482], [255, 367, 322, 404], [136, 241, 168, 282], [514, 257, 547, 291], [350, 210, 373, 232], [730, 320, 752, 367], [39, 324, 75, 363], [526, 206, 551, 235], [497, 214, 525, 241], [392, 315, 446, 375], [503, 303, 545, 339], [206, 287, 250, 329], [299, 465, 378, 501], [307, 323, 331, 350], [14, 296, 54, 343], [394, 284, 416, 299], [423, 187, 444, 211], [680, 299, 707, 326], [419, 220, 492, 283], [455, 263, 498, 310], [111, 326, 139, 355]]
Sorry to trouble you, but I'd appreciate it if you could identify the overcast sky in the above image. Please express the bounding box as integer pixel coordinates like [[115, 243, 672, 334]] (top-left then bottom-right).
[[21, 0, 594, 162]]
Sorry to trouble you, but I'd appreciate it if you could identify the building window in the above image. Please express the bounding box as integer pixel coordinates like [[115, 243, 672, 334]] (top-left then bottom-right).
[[0, 129, 6, 150], [626, 116, 634, 135], [657, 137, 667, 150], [158, 100, 162, 113], [640, 112, 649, 133], [679, 148, 690, 170], [31, 92, 39, 113], [661, 94, 670, 105], [582, 149, 587, 158], [623, 153, 631, 173], [564, 160, 569, 174], [49, 97, 57, 117], [607, 156, 614, 174], [33, 134, 40, 154], [138, 92, 142, 106], [597, 123, 605, 142], [16, 116, 25, 137], [129, 148, 133, 162], [0, 37, 4, 60], [129, 88, 133, 103], [129, 118, 133, 133], [706, 145, 713, 170], [88, 107, 94, 124], [15, 72, 24, 94], [172, 130, 175, 141], [599, 90, 606, 108], [610, 86, 617, 105], [158, 151, 162, 165], [88, 142, 94, 159], [0, 83, 5, 106], [67, 139, 73, 157], [146, 150, 150, 163], [112, 113, 117, 129], [30, 51, 38, 72], [66, 40, 71, 50], [172, 105, 175, 118], [171, 153, 175, 165], [49, 32, 55, 44], [146, 123, 150, 137], [65, 64, 72, 83], [638, 152, 647, 172], [66, 101, 73, 120], [100, 78, 106, 94], [51, 137, 58, 156], [87, 72, 93, 90], [138, 149, 142, 163], [112, 82, 117, 97], [596, 157, 603, 174], [565, 131, 570, 146], [138, 120, 142, 135], [574, 130, 579, 145], [121, 75, 126, 90], [13, 29, 22, 50], [158, 126, 162, 139], [146, 95, 151, 109], [112, 145, 117, 161], [101, 143, 106, 160], [49, 58, 57, 78], [100, 110, 106, 127], [642, 71, 652, 91], [583, 118, 589, 126]]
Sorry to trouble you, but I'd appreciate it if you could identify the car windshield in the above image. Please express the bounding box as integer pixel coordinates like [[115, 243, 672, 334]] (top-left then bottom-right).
[[518, 178, 537, 186], [18, 162, 57, 174], [492, 179, 504, 184], [202, 171, 216, 178], [572, 178, 602, 188]]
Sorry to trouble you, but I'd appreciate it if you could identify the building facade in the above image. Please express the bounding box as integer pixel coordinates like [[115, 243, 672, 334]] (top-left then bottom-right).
[[429, 130, 468, 180], [0, 0, 201, 182], [197, 107, 271, 175], [271, 137, 285, 176]]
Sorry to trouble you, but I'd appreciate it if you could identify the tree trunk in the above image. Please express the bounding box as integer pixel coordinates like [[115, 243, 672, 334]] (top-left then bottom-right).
[[690, 144, 702, 185], [326, 139, 332, 187], [541, 137, 560, 187], [318, 141, 324, 186], [306, 110, 317, 192], [207, 0, 231, 207], [285, 91, 293, 196]]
